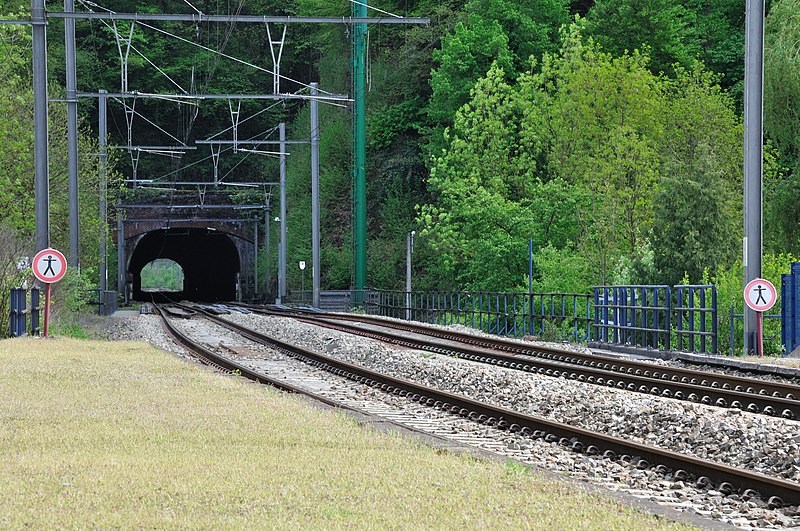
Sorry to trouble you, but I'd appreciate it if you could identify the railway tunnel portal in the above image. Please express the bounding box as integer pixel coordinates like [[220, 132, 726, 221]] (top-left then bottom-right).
[[128, 227, 240, 301], [119, 208, 265, 303]]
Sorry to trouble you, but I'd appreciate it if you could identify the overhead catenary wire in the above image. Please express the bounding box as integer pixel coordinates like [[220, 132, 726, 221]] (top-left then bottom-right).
[[197, 0, 244, 96], [216, 123, 288, 182], [148, 119, 285, 182], [180, 0, 203, 15], [72, 0, 417, 208], [113, 98, 187, 145], [208, 99, 284, 139], [347, 0, 402, 19], [79, 0, 191, 95], [81, 0, 279, 196], [129, 40, 189, 94], [137, 19, 337, 97], [82, 0, 338, 97]]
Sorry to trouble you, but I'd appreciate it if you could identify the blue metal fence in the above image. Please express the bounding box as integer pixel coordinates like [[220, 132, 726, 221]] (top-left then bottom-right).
[[592, 285, 717, 354], [674, 285, 717, 354], [782, 262, 800, 354], [593, 285, 671, 349], [9, 287, 40, 337], [364, 289, 593, 341], [288, 285, 718, 354]]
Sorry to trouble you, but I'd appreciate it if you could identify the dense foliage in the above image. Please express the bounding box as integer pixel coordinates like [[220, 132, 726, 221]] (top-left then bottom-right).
[[0, 14, 114, 335], [1, 0, 799, 352]]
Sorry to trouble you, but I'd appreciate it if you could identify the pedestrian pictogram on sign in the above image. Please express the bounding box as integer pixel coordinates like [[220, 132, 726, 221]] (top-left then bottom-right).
[[32, 248, 67, 284], [744, 278, 777, 312], [30, 248, 68, 338]]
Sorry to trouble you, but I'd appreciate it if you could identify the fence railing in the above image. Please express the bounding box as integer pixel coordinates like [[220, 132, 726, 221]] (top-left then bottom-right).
[[592, 285, 717, 354], [9, 287, 40, 337], [363, 289, 592, 342], [674, 285, 717, 354], [282, 285, 718, 354], [593, 285, 671, 349]]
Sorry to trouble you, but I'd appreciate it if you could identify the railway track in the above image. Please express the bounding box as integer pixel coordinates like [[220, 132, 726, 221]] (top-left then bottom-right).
[[158, 303, 800, 510], [249, 306, 800, 421]]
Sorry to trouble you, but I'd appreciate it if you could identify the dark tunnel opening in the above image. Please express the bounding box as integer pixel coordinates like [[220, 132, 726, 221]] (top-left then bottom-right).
[[129, 228, 241, 302]]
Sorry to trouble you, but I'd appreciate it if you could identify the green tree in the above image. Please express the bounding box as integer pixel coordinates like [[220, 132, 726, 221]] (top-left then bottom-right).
[[0, 13, 118, 326], [682, 0, 745, 101], [585, 0, 698, 76], [426, 0, 569, 153], [420, 64, 587, 290], [764, 143, 800, 254], [650, 64, 741, 283], [427, 14, 515, 132], [542, 25, 664, 280], [473, 0, 570, 72], [652, 171, 732, 285], [764, 0, 800, 162]]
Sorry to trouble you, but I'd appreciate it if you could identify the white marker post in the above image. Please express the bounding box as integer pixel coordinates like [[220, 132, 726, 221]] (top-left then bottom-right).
[[744, 278, 777, 358], [32, 248, 68, 337], [299, 261, 306, 296]]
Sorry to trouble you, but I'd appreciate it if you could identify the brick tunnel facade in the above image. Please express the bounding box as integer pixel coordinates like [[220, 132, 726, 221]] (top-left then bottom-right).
[[121, 218, 259, 303]]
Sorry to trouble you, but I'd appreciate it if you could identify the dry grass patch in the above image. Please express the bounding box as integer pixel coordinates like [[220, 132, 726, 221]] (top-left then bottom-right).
[[0, 337, 693, 529]]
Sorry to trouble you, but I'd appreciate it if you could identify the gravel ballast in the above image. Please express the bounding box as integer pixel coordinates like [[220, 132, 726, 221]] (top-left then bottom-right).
[[220, 313, 800, 484]]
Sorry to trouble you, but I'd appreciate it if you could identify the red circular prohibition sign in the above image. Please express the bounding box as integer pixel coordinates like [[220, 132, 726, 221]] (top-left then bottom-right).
[[744, 278, 777, 312], [32, 248, 68, 284]]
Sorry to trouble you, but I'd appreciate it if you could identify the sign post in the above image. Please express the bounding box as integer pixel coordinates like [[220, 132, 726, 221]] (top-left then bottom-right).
[[32, 248, 68, 337], [744, 278, 777, 357]]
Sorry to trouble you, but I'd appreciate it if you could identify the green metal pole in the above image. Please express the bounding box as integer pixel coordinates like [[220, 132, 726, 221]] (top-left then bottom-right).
[[353, 0, 368, 296]]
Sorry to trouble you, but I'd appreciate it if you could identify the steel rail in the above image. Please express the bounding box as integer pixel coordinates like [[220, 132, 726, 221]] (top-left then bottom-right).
[[286, 314, 800, 421], [265, 307, 800, 404], [185, 304, 800, 507], [154, 304, 374, 414]]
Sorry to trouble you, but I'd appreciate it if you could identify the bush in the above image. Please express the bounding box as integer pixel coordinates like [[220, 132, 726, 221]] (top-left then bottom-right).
[[50, 267, 94, 337], [531, 244, 593, 294]]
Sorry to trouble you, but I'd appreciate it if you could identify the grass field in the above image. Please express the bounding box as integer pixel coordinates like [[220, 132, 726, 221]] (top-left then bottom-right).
[[0, 337, 693, 529]]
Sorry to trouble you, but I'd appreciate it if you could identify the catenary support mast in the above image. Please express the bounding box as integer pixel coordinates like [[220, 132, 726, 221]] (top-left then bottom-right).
[[99, 90, 108, 293], [352, 0, 368, 296], [311, 83, 321, 308], [65, 0, 80, 267], [278, 122, 287, 304], [743, 0, 765, 355], [32, 0, 49, 252]]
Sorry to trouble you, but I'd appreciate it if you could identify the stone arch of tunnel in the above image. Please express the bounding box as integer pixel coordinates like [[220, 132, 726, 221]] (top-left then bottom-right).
[[128, 228, 242, 302]]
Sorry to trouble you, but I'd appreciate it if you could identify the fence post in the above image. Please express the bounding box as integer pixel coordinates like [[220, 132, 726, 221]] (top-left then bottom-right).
[[711, 286, 718, 354], [783, 274, 790, 353], [665, 286, 672, 350], [10, 288, 23, 337], [730, 306, 735, 356], [677, 286, 684, 351], [794, 263, 800, 354], [30, 287, 40, 336], [689, 287, 696, 352], [593, 287, 600, 342], [653, 287, 660, 348]]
